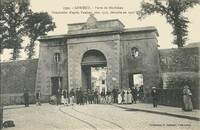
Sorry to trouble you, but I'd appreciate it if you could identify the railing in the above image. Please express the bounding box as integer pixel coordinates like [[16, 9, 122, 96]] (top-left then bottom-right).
[[146, 88, 200, 109]]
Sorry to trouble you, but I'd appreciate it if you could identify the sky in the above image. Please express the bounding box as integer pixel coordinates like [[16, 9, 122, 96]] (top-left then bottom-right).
[[1, 0, 200, 61]]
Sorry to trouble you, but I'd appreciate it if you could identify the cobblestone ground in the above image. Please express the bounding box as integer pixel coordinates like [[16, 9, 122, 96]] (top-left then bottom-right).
[[3, 103, 199, 130]]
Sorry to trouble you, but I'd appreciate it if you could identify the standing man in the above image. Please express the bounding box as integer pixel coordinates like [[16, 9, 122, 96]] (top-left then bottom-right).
[[23, 90, 29, 107], [100, 88, 106, 104], [138, 85, 144, 102], [106, 89, 111, 104], [91, 90, 95, 104], [131, 87, 137, 104], [79, 88, 84, 105], [63, 89, 68, 106], [151, 87, 158, 107], [121, 90, 125, 104], [94, 89, 99, 104], [75, 88, 79, 104], [36, 90, 41, 106], [69, 88, 75, 106], [56, 89, 62, 105], [112, 89, 118, 103]]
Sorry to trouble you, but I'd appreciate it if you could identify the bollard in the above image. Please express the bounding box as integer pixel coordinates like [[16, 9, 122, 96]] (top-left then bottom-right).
[[0, 105, 3, 130]]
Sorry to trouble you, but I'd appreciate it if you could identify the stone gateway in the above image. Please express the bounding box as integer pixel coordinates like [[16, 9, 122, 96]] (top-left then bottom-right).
[[36, 15, 161, 97]]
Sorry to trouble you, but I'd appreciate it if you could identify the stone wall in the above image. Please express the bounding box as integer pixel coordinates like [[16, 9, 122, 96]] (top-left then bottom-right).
[[35, 39, 68, 96], [0, 59, 38, 105], [120, 30, 160, 93], [67, 34, 121, 91], [159, 47, 199, 89]]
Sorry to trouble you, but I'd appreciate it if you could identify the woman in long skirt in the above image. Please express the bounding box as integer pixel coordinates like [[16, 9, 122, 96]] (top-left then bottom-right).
[[183, 86, 193, 111], [118, 91, 122, 104], [61, 90, 65, 104], [124, 90, 128, 104], [127, 89, 132, 104]]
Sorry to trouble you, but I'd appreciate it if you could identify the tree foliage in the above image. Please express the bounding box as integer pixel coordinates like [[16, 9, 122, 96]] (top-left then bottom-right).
[[1, 0, 31, 60], [137, 0, 199, 48], [24, 12, 56, 59], [1, 0, 56, 60]]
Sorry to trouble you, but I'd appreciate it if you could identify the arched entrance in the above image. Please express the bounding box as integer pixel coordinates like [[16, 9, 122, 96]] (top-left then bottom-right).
[[81, 50, 107, 92]]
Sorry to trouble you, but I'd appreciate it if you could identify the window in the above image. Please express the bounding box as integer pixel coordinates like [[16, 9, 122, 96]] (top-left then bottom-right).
[[131, 47, 139, 57], [54, 53, 61, 62]]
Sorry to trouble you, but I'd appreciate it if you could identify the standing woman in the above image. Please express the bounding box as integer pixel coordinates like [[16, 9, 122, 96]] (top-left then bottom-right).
[[183, 86, 193, 111], [127, 88, 132, 104], [124, 90, 128, 104], [117, 90, 122, 104]]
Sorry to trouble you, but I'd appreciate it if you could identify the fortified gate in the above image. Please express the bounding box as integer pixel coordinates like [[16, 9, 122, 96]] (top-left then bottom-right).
[[36, 14, 161, 96]]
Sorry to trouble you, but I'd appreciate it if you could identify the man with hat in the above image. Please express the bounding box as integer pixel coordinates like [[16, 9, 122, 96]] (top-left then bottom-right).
[[151, 87, 158, 107], [69, 88, 75, 105]]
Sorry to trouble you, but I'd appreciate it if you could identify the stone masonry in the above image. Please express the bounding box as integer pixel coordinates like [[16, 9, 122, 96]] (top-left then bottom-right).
[[36, 15, 159, 96]]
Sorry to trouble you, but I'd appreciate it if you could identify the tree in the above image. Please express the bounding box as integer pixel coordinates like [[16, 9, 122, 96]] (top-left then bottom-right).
[[24, 12, 56, 59], [1, 0, 31, 60], [0, 22, 7, 54], [137, 0, 199, 48], [0, 3, 7, 54]]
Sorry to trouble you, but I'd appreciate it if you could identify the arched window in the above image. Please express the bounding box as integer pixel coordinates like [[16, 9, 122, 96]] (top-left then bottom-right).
[[54, 53, 61, 62], [131, 47, 139, 58]]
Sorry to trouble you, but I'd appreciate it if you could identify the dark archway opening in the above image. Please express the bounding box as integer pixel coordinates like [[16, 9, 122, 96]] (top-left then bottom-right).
[[81, 50, 107, 92]]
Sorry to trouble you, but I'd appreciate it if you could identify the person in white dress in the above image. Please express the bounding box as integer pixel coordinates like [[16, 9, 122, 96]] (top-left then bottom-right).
[[124, 90, 128, 104], [61, 90, 65, 104], [127, 88, 132, 104], [118, 90, 122, 104]]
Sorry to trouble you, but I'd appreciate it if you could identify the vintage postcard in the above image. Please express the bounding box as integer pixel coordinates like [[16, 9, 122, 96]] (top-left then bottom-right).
[[1, 0, 200, 130]]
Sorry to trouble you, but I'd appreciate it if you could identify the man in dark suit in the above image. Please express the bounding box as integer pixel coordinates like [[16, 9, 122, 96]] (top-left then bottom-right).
[[151, 87, 158, 107], [75, 88, 79, 104], [131, 87, 137, 104], [112, 88, 118, 103], [94, 89, 99, 104], [78, 88, 84, 105], [69, 88, 75, 105], [36, 90, 41, 106], [56, 89, 62, 105], [23, 90, 29, 107]]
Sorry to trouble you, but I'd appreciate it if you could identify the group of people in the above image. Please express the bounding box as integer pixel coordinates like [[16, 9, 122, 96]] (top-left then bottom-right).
[[23, 90, 42, 107], [150, 85, 193, 111], [117, 86, 144, 104], [53, 88, 112, 106], [51, 86, 145, 106], [23, 85, 193, 112]]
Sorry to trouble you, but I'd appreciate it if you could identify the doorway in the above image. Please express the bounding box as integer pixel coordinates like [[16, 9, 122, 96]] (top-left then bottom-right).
[[51, 77, 62, 95], [129, 74, 143, 89], [91, 67, 107, 92]]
